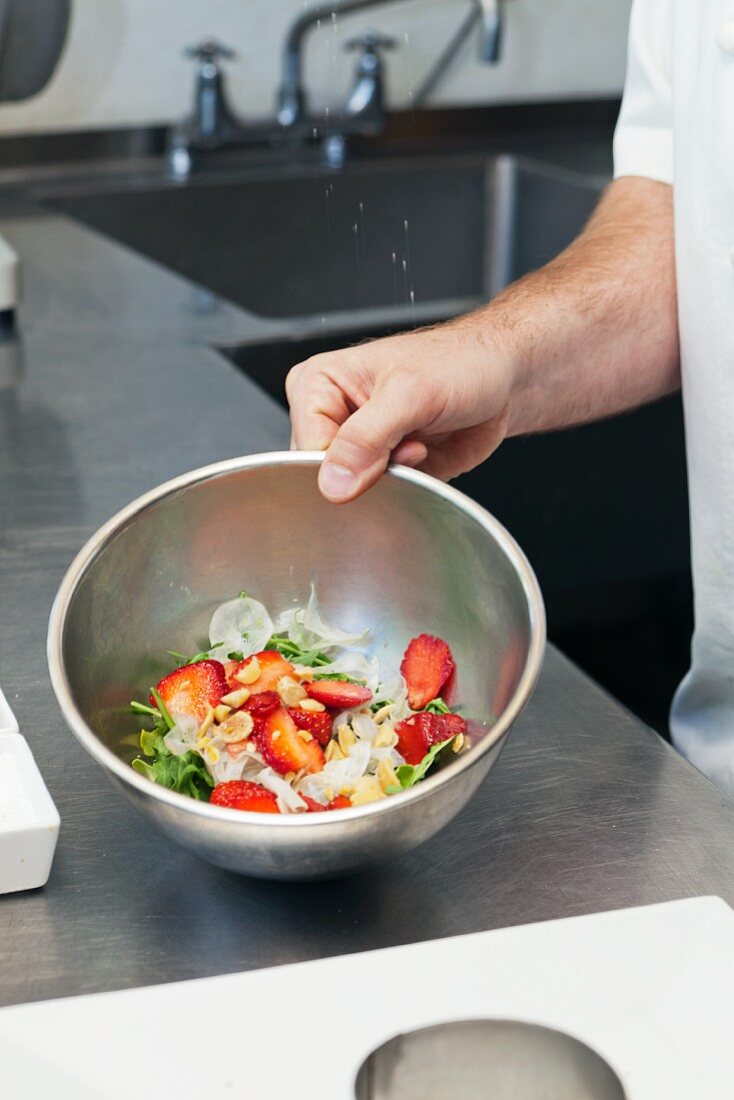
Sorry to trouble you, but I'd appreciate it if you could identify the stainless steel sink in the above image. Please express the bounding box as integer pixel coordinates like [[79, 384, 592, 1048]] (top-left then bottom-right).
[[38, 154, 603, 320]]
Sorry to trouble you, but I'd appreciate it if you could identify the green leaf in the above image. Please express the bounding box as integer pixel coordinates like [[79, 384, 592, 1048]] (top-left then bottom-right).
[[187, 651, 211, 665], [265, 634, 332, 667], [238, 590, 249, 599], [227, 650, 245, 662], [139, 726, 166, 756], [130, 700, 161, 719], [133, 716, 213, 801], [370, 697, 392, 712], [166, 650, 188, 666], [315, 671, 366, 685], [133, 748, 213, 800], [392, 737, 455, 790], [149, 687, 175, 732], [424, 697, 451, 715]]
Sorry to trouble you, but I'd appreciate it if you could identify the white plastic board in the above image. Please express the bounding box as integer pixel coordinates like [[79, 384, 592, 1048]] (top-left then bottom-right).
[[0, 682, 59, 893], [0, 897, 732, 1097]]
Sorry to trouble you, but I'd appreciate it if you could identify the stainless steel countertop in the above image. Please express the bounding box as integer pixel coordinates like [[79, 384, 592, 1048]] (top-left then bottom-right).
[[1, 161, 733, 1011]]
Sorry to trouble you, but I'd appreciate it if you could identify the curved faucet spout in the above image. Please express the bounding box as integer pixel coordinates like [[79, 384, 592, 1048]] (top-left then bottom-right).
[[276, 0, 508, 129]]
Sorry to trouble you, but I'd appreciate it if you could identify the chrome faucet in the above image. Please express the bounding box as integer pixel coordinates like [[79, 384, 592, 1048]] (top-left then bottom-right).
[[170, 3, 511, 176], [168, 39, 265, 178], [276, 0, 510, 130]]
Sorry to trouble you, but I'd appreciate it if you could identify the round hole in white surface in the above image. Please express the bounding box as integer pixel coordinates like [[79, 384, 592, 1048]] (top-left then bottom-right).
[[354, 1019, 627, 1100]]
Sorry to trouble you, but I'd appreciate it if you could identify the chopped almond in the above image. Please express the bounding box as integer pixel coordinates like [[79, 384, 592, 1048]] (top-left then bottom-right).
[[235, 657, 260, 685], [325, 740, 345, 763], [221, 687, 250, 709], [377, 757, 400, 792], [299, 697, 326, 713]]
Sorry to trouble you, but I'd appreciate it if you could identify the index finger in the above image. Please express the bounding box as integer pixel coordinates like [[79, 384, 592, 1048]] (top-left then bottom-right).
[[286, 361, 351, 451]]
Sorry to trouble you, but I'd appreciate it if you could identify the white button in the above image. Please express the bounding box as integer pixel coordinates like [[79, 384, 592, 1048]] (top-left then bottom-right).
[[717, 21, 734, 52]]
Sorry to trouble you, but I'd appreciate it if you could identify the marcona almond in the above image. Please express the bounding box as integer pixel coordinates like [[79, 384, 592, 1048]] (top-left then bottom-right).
[[296, 728, 313, 742], [197, 706, 215, 737], [277, 676, 307, 705], [221, 687, 250, 709], [350, 776, 386, 806], [374, 724, 397, 749], [213, 704, 231, 723], [235, 658, 260, 685], [372, 703, 393, 724], [299, 697, 326, 713], [376, 757, 400, 792], [219, 710, 254, 743], [453, 733, 466, 754], [337, 725, 356, 754], [324, 740, 345, 763]]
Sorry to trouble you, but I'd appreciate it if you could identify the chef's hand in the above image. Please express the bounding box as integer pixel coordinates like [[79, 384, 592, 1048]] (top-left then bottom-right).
[[287, 178, 679, 504], [286, 318, 514, 503]]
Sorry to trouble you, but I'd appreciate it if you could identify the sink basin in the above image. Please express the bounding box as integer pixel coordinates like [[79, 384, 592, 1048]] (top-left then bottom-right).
[[38, 154, 603, 319]]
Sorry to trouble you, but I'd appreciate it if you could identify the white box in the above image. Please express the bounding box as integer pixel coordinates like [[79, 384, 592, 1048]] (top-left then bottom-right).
[[0, 733, 59, 894]]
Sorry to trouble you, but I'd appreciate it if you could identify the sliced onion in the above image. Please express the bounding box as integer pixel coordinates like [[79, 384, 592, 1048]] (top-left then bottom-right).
[[256, 767, 309, 813], [163, 713, 199, 756], [278, 584, 368, 651], [208, 596, 273, 661]]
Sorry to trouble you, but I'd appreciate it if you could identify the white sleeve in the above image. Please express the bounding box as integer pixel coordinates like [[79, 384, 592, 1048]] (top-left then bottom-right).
[[613, 0, 674, 185]]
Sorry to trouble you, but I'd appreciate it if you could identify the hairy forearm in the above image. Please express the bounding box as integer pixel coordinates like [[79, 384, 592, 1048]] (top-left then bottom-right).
[[481, 176, 679, 436]]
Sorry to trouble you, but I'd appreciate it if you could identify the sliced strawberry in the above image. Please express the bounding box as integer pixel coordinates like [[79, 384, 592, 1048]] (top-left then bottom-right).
[[227, 650, 297, 693], [253, 706, 325, 776], [287, 706, 333, 747], [300, 794, 326, 812], [243, 691, 281, 718], [223, 693, 283, 758], [400, 634, 455, 710], [304, 680, 372, 708], [298, 792, 352, 811], [152, 659, 227, 724], [394, 711, 466, 766], [210, 780, 280, 813], [327, 795, 352, 811]]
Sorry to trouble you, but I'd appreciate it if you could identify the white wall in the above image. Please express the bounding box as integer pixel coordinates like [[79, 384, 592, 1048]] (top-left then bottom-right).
[[0, 0, 633, 134]]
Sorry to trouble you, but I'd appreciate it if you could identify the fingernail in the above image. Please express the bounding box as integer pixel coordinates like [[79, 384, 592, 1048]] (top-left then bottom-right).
[[319, 462, 356, 502]]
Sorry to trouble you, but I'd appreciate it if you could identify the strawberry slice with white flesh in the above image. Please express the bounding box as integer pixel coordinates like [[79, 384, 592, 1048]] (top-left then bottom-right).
[[303, 680, 372, 708], [253, 706, 326, 776], [152, 660, 227, 724], [400, 634, 455, 710]]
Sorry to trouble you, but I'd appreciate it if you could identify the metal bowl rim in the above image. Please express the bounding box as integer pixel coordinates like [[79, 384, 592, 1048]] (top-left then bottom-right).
[[47, 450, 545, 827]]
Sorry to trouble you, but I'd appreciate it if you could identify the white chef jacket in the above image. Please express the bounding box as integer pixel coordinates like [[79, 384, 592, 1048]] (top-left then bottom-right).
[[614, 1, 734, 796]]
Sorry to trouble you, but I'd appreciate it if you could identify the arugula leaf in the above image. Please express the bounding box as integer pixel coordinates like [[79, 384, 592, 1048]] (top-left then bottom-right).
[[165, 648, 213, 666], [131, 718, 213, 801], [132, 749, 213, 800], [139, 725, 166, 757], [265, 634, 332, 667], [314, 671, 366, 685], [387, 736, 455, 793], [149, 687, 175, 732], [130, 699, 162, 720], [227, 650, 245, 662], [424, 697, 451, 715], [188, 650, 212, 664], [370, 698, 392, 712]]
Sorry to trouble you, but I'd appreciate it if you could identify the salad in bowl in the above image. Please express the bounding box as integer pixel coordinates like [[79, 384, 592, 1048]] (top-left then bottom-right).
[[131, 587, 469, 815]]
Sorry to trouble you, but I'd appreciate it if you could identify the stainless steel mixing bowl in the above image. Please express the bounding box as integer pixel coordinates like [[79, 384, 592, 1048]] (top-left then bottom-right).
[[47, 452, 545, 880]]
